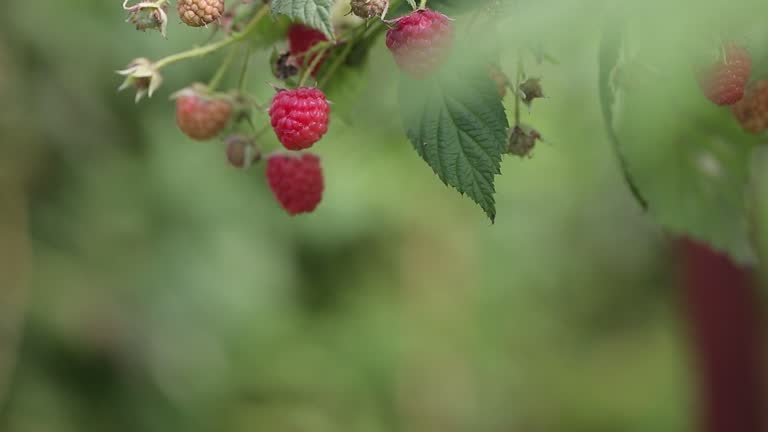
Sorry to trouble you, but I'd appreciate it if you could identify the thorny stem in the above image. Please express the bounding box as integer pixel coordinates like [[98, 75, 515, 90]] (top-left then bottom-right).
[[208, 47, 238, 91], [153, 4, 269, 70]]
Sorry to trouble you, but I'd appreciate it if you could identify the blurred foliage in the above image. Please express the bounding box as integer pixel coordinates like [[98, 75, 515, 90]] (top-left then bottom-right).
[[6, 0, 763, 431]]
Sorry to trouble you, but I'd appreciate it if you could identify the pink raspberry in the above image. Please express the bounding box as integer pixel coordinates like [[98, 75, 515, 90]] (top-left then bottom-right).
[[385, 8, 454, 79], [269, 87, 330, 150], [175, 86, 232, 141], [699, 43, 752, 106], [266, 153, 324, 215]]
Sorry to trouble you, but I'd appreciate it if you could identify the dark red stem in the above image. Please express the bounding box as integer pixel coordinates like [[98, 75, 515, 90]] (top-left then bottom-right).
[[679, 238, 766, 432]]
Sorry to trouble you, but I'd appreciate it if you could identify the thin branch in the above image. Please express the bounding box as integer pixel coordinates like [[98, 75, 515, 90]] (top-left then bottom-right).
[[154, 4, 269, 70]]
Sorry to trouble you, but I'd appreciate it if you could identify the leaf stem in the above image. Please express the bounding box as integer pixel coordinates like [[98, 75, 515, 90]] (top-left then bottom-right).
[[419, 0, 428, 9], [154, 4, 269, 70]]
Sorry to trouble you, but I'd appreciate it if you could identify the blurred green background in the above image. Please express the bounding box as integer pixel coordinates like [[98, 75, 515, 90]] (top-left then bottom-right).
[[0, 0, 724, 431]]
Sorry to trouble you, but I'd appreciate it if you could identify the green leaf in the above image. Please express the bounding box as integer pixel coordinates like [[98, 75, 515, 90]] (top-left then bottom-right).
[[398, 67, 509, 222], [249, 14, 292, 49], [271, 0, 335, 40], [609, 19, 762, 264], [597, 16, 647, 209]]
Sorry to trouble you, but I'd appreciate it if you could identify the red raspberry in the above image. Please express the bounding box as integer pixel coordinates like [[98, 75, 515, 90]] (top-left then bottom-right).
[[288, 24, 329, 76], [177, 0, 224, 27], [175, 87, 232, 141], [731, 80, 768, 134], [385, 9, 454, 79], [699, 43, 751, 106], [269, 87, 330, 150], [266, 153, 324, 215]]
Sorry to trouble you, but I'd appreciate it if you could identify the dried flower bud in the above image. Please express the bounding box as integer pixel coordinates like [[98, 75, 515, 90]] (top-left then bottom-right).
[[117, 58, 163, 103], [123, 1, 169, 38]]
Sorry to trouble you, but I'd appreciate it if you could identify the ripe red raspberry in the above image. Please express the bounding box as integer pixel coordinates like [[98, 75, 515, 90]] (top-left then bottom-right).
[[269, 87, 330, 150], [698, 43, 751, 106], [385, 9, 454, 79], [177, 0, 224, 27], [266, 153, 324, 215], [731, 80, 768, 134], [175, 87, 232, 141], [288, 24, 329, 76], [350, 0, 389, 20]]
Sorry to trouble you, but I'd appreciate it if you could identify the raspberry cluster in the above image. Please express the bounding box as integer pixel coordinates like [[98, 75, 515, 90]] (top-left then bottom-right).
[[125, 4, 469, 217]]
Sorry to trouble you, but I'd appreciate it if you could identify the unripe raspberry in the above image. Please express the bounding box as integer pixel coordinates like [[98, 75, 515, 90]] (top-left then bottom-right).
[[507, 126, 540, 158], [269, 87, 331, 150], [488, 65, 509, 98], [698, 43, 751, 106], [224, 134, 261, 169], [272, 51, 300, 80], [174, 86, 232, 141], [178, 0, 224, 27], [385, 9, 454, 79], [731, 80, 768, 134], [350, 0, 389, 20], [266, 153, 324, 215], [288, 24, 329, 76], [519, 77, 544, 106]]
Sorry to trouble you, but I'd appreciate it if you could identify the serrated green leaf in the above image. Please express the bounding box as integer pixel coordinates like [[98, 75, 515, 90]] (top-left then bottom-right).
[[271, 0, 335, 40], [398, 68, 509, 222]]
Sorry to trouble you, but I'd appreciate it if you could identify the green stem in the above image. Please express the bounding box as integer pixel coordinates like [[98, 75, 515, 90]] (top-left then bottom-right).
[[419, 0, 428, 9], [317, 22, 383, 88], [237, 44, 253, 91], [208, 47, 238, 91], [253, 124, 271, 139], [154, 4, 269, 70], [298, 47, 329, 87], [514, 57, 523, 127]]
